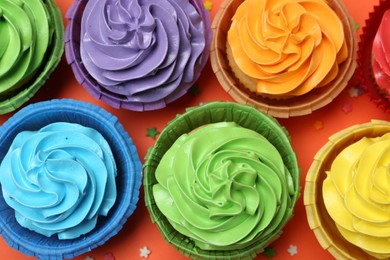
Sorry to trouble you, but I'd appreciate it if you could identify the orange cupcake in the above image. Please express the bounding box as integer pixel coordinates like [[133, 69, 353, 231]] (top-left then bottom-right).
[[211, 0, 357, 118]]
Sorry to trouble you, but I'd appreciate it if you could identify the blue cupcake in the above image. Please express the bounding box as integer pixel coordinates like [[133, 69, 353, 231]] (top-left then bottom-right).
[[0, 99, 142, 259]]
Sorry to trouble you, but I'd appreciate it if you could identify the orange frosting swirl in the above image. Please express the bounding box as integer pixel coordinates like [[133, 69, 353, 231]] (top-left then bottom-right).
[[227, 0, 348, 97]]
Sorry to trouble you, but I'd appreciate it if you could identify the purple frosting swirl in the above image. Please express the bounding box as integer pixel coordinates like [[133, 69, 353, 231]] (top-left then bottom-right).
[[80, 0, 208, 108]]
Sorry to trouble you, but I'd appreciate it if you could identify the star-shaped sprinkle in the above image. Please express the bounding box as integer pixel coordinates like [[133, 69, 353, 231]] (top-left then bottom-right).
[[103, 252, 115, 260], [313, 120, 324, 131], [348, 86, 365, 97], [348, 87, 360, 97], [354, 21, 359, 31], [287, 245, 298, 256], [146, 127, 160, 140], [342, 102, 352, 114], [140, 246, 151, 258], [263, 247, 276, 258], [203, 0, 213, 11], [84, 256, 94, 260], [189, 85, 201, 96]]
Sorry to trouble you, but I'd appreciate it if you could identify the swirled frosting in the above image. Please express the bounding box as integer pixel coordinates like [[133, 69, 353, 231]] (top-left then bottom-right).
[[323, 133, 390, 259], [153, 122, 295, 250], [227, 0, 348, 97], [0, 0, 53, 99], [0, 122, 117, 239], [80, 0, 207, 105], [373, 10, 390, 97]]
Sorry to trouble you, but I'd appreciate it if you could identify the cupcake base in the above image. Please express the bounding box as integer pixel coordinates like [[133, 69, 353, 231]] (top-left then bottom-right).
[[304, 120, 390, 260], [0, 0, 64, 115], [144, 101, 300, 259], [0, 99, 142, 259], [210, 0, 357, 118], [65, 0, 212, 111], [358, 0, 390, 112]]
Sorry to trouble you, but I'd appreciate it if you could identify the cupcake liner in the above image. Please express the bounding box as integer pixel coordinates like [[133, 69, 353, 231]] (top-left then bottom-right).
[[357, 0, 390, 112], [304, 120, 390, 260], [65, 0, 212, 111], [0, 99, 142, 259], [210, 0, 357, 118], [144, 101, 300, 259], [0, 0, 64, 115]]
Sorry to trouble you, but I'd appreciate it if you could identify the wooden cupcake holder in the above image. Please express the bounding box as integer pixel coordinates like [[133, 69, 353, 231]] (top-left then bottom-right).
[[210, 0, 358, 118], [304, 120, 390, 260]]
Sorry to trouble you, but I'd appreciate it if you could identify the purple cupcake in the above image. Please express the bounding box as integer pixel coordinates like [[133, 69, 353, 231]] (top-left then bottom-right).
[[65, 0, 211, 111]]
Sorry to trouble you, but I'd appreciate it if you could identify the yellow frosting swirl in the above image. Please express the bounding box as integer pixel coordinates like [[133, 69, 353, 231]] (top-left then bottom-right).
[[323, 133, 390, 259], [227, 0, 348, 97]]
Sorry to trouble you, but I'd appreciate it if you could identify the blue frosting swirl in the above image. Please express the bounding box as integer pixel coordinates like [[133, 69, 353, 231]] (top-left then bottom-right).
[[0, 122, 117, 239]]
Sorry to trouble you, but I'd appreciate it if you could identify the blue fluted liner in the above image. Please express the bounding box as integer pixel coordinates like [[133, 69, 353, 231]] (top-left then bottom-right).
[[0, 99, 142, 259]]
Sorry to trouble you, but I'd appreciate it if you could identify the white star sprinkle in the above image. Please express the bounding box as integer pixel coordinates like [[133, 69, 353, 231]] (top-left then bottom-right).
[[140, 246, 151, 258], [287, 244, 298, 256], [348, 87, 359, 97], [84, 256, 94, 260]]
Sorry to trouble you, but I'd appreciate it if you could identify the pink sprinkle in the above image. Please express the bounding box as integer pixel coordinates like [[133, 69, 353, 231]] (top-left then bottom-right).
[[342, 102, 352, 113], [104, 253, 115, 260]]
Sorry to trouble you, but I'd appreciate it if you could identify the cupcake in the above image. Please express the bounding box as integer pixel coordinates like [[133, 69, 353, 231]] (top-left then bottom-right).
[[65, 0, 212, 111], [358, 0, 390, 112], [372, 10, 390, 99], [304, 120, 390, 259], [144, 102, 300, 259], [0, 0, 64, 115], [210, 0, 357, 118], [0, 99, 142, 259]]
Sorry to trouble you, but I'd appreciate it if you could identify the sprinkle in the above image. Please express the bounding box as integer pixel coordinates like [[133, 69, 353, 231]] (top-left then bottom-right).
[[103, 253, 115, 260], [203, 0, 213, 11], [342, 102, 352, 114], [189, 85, 201, 96], [263, 247, 276, 258], [354, 21, 359, 31], [140, 246, 151, 258], [313, 120, 324, 131], [348, 86, 365, 97], [84, 256, 94, 260], [348, 87, 359, 97], [146, 127, 160, 140], [287, 245, 298, 256]]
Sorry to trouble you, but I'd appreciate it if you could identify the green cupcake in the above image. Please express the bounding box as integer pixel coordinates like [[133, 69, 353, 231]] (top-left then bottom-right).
[[144, 102, 300, 259], [0, 0, 64, 114]]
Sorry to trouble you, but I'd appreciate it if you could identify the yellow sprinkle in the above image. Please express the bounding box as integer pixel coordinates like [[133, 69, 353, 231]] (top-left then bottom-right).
[[204, 0, 213, 11]]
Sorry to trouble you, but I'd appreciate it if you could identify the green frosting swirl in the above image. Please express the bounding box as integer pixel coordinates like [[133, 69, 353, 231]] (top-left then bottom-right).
[[0, 0, 52, 97], [153, 122, 295, 250]]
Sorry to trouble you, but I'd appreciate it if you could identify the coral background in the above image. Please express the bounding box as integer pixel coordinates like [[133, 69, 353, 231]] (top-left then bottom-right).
[[0, 0, 384, 259]]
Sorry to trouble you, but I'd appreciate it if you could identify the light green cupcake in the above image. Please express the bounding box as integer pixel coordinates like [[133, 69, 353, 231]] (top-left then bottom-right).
[[0, 0, 64, 114], [144, 101, 300, 259]]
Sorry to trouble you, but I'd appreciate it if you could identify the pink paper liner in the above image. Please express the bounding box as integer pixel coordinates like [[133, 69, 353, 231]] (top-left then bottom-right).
[[357, 0, 390, 112]]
